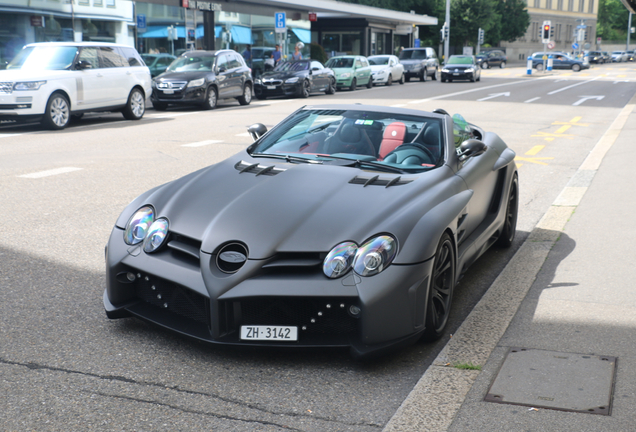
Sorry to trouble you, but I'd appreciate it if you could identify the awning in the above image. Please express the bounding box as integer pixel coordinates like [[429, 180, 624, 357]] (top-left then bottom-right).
[[230, 25, 253, 44], [139, 25, 205, 39], [291, 28, 311, 44]]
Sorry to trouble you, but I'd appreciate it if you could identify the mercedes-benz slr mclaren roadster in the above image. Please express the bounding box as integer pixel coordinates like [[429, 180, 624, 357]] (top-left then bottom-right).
[[104, 104, 518, 358]]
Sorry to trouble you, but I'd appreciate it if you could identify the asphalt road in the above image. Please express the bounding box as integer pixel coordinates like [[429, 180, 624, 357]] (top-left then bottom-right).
[[1, 63, 635, 431]]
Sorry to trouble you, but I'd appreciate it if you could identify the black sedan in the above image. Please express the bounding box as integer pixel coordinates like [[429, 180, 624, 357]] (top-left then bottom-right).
[[531, 52, 589, 72], [150, 49, 253, 110], [104, 104, 518, 358], [441, 55, 481, 82], [254, 60, 336, 99]]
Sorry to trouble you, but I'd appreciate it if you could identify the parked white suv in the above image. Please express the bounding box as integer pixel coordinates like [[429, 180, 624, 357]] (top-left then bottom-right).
[[0, 42, 151, 130]]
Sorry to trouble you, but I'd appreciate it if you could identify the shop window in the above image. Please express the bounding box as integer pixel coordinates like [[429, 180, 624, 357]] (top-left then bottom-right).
[[106, 0, 116, 7]]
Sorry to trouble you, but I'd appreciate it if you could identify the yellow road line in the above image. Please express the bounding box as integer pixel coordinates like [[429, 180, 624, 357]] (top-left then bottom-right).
[[525, 145, 545, 156]]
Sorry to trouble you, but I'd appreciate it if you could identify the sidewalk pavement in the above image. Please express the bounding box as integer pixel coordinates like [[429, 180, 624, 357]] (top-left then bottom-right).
[[384, 97, 636, 430]]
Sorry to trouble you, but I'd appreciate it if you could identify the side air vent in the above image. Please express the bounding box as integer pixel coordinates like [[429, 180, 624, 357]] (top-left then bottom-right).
[[349, 175, 413, 187], [216, 242, 249, 273], [235, 160, 286, 176]]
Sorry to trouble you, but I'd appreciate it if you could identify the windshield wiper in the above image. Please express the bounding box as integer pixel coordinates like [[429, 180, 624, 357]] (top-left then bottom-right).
[[250, 153, 323, 164], [323, 156, 406, 173]]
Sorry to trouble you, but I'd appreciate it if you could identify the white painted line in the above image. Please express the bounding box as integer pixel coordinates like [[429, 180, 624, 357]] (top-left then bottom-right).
[[390, 104, 407, 107], [0, 133, 23, 139], [477, 92, 510, 102], [151, 112, 203, 119], [572, 95, 604, 106], [253, 100, 292, 105], [408, 80, 527, 104], [19, 167, 83, 179], [524, 97, 541, 103], [181, 140, 224, 147], [547, 77, 599, 95]]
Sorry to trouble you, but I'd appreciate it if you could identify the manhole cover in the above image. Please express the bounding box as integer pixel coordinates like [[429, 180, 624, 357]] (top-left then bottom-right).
[[485, 347, 616, 415]]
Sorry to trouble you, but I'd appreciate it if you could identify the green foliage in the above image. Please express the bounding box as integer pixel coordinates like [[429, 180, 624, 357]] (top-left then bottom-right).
[[453, 362, 482, 370], [497, 0, 530, 43], [310, 43, 328, 64], [597, 0, 631, 40], [451, 0, 500, 46]]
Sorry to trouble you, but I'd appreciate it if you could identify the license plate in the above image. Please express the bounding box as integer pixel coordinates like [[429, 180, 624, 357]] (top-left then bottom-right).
[[240, 325, 298, 341], [453, 73, 460, 76], [267, 85, 276, 90], [162, 89, 174, 94]]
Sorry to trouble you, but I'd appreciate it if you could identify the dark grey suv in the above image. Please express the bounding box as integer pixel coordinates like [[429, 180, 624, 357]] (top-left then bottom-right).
[[398, 47, 439, 82], [476, 50, 507, 69], [150, 49, 253, 110]]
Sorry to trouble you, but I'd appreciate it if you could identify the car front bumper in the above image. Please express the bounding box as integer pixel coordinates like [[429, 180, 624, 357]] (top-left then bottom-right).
[[441, 70, 475, 80], [254, 82, 302, 98], [150, 86, 207, 105], [104, 226, 434, 355]]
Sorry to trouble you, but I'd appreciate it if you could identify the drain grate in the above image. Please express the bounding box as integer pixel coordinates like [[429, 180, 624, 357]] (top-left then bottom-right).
[[485, 347, 617, 415]]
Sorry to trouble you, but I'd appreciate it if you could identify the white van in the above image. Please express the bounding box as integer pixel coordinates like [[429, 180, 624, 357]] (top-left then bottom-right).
[[0, 42, 151, 130]]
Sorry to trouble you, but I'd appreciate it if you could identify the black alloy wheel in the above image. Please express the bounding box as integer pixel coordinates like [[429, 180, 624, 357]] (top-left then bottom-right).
[[202, 86, 217, 110], [422, 233, 455, 341], [238, 84, 252, 105], [350, 78, 357, 91], [386, 74, 392, 86], [301, 79, 311, 98], [366, 76, 373, 88], [495, 174, 518, 248]]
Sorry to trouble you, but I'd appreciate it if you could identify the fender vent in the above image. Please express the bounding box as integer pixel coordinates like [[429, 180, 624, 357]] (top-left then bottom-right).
[[235, 160, 286, 176], [349, 175, 413, 187]]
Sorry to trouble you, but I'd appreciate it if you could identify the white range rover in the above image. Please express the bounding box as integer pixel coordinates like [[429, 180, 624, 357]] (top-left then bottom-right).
[[0, 42, 151, 130]]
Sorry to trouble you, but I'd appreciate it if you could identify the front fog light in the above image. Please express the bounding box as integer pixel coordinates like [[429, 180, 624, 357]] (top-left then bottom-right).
[[124, 206, 154, 245], [353, 235, 397, 277], [323, 241, 358, 278], [143, 218, 169, 253]]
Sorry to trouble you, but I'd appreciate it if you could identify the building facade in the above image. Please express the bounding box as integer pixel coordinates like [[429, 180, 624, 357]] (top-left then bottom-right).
[[501, 0, 598, 61]]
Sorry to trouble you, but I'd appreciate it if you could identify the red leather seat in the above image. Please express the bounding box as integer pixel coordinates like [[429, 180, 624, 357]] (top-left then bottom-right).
[[379, 122, 406, 160]]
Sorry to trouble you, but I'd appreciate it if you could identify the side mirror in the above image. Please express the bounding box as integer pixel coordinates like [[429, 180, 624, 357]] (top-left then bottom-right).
[[247, 123, 268, 142], [312, 67, 320, 71], [77, 60, 92, 70], [458, 139, 487, 160], [218, 66, 227, 73]]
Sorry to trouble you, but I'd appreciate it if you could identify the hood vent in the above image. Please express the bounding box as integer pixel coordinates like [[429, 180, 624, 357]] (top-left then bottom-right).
[[349, 175, 413, 188], [235, 160, 286, 176]]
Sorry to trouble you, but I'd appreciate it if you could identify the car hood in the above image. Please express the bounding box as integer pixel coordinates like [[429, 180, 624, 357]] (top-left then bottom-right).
[[369, 65, 390, 72], [444, 64, 474, 69], [260, 70, 305, 80], [121, 153, 454, 259], [0, 69, 75, 80], [329, 67, 354, 74], [155, 70, 211, 81]]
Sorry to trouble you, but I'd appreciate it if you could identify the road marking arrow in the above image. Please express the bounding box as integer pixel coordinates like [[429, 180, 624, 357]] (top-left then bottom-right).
[[477, 92, 510, 102], [572, 95, 605, 106]]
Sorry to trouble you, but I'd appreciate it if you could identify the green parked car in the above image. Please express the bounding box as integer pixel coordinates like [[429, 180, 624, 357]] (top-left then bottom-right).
[[325, 55, 372, 91]]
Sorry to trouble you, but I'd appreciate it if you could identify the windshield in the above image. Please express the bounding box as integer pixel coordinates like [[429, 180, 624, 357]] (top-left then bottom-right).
[[7, 46, 78, 71], [249, 109, 445, 172], [368, 56, 390, 66], [447, 56, 474, 65], [325, 58, 354, 68], [274, 61, 309, 71], [167, 55, 214, 72], [399, 50, 427, 60]]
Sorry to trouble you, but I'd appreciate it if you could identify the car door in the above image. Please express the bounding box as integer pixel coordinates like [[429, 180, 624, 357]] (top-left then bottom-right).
[[98, 46, 131, 105], [310, 61, 327, 90], [214, 54, 232, 98], [74, 46, 107, 109]]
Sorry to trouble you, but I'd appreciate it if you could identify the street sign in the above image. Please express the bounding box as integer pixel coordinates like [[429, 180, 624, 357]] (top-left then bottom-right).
[[275, 12, 286, 33], [572, 42, 579, 50], [137, 14, 146, 33], [308, 12, 317, 22], [547, 41, 555, 49]]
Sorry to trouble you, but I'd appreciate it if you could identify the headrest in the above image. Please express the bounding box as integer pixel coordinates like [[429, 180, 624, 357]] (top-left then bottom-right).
[[423, 124, 440, 145], [383, 122, 406, 140], [340, 123, 361, 143]]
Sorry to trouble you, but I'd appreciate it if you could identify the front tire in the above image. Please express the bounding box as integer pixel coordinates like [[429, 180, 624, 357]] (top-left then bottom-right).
[[325, 77, 336, 94], [41, 93, 70, 130], [431, 68, 438, 80], [482, 62, 489, 69], [420, 68, 427, 82], [500, 61, 506, 69], [535, 63, 544, 71], [422, 233, 456, 341], [237, 84, 252, 105], [572, 64, 581, 72], [300, 80, 311, 98], [349, 78, 357, 91], [366, 76, 373, 88], [399, 73, 404, 84], [122, 88, 145, 120], [495, 174, 518, 248], [386, 74, 392, 86], [202, 86, 217, 110]]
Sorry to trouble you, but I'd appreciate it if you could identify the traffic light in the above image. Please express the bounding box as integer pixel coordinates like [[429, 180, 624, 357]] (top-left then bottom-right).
[[440, 22, 449, 42], [478, 28, 484, 44], [542, 21, 551, 42]]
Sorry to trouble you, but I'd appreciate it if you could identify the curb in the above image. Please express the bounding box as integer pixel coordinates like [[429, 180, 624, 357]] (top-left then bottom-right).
[[383, 99, 636, 432]]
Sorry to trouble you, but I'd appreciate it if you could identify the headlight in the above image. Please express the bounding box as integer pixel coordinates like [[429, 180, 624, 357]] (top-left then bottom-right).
[[465, 68, 474, 73], [151, 79, 157, 88], [124, 206, 154, 245], [376, 70, 386, 76], [13, 81, 46, 91], [441, 68, 449, 73], [187, 78, 205, 88], [255, 78, 262, 85], [339, 72, 351, 79], [353, 235, 397, 277], [323, 242, 358, 278], [143, 218, 169, 253], [285, 77, 299, 83]]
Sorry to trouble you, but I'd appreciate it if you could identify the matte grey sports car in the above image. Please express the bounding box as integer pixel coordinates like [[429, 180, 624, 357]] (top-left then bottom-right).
[[104, 104, 518, 358]]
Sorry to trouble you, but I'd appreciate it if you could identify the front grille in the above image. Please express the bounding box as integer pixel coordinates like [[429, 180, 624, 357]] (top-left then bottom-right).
[[0, 82, 13, 94], [224, 297, 359, 337], [262, 79, 283, 85], [134, 272, 209, 325], [157, 80, 187, 91]]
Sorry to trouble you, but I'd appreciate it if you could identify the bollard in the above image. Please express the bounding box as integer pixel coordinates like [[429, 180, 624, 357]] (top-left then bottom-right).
[[547, 55, 553, 72], [527, 57, 533, 75]]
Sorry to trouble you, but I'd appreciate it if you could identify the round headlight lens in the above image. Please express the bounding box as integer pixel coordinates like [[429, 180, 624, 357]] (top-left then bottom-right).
[[124, 206, 154, 245], [285, 77, 299, 83], [323, 241, 358, 278], [353, 235, 397, 277], [339, 72, 351, 79], [143, 218, 169, 253]]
